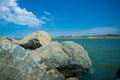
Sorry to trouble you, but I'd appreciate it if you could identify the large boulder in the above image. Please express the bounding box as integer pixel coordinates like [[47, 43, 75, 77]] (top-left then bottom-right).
[[0, 31, 92, 79], [30, 41, 70, 67], [0, 42, 64, 80], [60, 41, 92, 77], [30, 41, 92, 78], [61, 41, 92, 68], [19, 30, 51, 50]]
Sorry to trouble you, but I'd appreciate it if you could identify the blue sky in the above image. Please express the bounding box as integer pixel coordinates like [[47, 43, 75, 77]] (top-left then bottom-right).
[[0, 0, 120, 37]]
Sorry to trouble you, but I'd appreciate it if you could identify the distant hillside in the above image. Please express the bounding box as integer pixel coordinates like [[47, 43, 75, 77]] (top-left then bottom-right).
[[55, 34, 120, 39]]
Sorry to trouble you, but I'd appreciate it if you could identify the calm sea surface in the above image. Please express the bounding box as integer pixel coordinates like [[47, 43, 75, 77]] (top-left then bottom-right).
[[53, 38, 120, 80]]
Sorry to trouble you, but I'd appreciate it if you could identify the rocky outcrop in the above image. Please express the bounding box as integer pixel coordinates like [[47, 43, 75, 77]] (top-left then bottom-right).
[[0, 42, 64, 80], [61, 41, 92, 68], [58, 41, 92, 77], [18, 30, 51, 49], [0, 30, 92, 80], [30, 41, 92, 78], [30, 41, 70, 67]]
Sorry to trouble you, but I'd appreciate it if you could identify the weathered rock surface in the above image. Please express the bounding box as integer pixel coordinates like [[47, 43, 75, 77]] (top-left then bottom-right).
[[30, 41, 92, 78], [20, 38, 42, 50], [0, 37, 6, 42], [0, 42, 64, 80], [30, 41, 70, 67], [0, 37, 14, 43], [0, 37, 20, 44], [61, 41, 92, 68], [0, 30, 92, 80], [18, 30, 51, 49]]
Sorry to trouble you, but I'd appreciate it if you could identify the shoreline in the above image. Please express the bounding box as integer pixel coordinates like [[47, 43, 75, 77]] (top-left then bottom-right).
[[54, 34, 120, 39], [53, 37, 120, 39]]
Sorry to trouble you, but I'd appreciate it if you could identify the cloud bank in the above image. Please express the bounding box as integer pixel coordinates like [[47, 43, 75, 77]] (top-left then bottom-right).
[[50, 27, 120, 36], [0, 0, 52, 27], [77, 27, 120, 36]]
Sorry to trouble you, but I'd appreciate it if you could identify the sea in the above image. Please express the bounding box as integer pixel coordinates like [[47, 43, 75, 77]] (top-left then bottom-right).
[[53, 38, 120, 80]]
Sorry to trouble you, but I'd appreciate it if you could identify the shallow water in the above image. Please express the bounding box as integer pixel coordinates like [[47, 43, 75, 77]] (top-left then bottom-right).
[[53, 38, 120, 80]]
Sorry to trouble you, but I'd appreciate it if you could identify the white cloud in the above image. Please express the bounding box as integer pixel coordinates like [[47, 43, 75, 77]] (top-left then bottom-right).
[[41, 16, 54, 21], [0, 0, 47, 27], [41, 11, 54, 21], [44, 11, 51, 15], [49, 27, 120, 36], [41, 16, 50, 21]]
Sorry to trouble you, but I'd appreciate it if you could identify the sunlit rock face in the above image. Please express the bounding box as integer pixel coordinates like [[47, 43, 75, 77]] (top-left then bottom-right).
[[0, 37, 16, 44], [18, 30, 51, 50]]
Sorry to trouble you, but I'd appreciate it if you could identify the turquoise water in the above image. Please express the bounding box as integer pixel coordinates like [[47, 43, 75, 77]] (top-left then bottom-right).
[[53, 38, 120, 80]]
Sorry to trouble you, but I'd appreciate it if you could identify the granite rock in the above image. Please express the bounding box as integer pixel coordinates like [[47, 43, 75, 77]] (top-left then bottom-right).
[[0, 42, 64, 80], [19, 30, 51, 49]]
